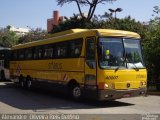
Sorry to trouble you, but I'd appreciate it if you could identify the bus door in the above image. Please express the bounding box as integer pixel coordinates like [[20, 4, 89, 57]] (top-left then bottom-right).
[[84, 37, 97, 93]]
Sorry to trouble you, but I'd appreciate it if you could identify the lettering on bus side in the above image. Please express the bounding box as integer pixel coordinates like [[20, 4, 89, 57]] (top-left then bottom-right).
[[136, 74, 145, 79], [106, 76, 118, 80], [48, 62, 62, 70]]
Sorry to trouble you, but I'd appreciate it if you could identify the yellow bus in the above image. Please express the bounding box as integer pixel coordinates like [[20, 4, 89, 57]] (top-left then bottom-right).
[[10, 29, 147, 100]]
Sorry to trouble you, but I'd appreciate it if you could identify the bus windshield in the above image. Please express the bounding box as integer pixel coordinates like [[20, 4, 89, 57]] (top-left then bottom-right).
[[98, 37, 145, 69]]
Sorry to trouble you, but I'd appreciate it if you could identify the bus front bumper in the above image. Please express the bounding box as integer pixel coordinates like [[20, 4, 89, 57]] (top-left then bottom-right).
[[98, 88, 147, 101]]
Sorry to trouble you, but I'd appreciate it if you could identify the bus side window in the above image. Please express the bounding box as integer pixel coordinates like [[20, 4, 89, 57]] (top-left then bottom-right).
[[18, 49, 25, 60], [44, 45, 53, 59], [56, 42, 68, 58], [38, 46, 43, 59], [52, 44, 56, 58], [13, 50, 18, 60], [33, 46, 43, 59], [25, 48, 33, 60], [86, 37, 96, 69], [33, 47, 38, 59], [69, 39, 83, 58]]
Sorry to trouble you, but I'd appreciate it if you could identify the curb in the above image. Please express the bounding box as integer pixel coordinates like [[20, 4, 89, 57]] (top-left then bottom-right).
[[147, 91, 160, 96]]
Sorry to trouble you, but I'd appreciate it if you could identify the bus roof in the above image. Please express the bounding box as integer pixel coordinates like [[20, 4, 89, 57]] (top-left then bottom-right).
[[95, 29, 140, 38], [12, 29, 141, 50], [44, 29, 140, 39]]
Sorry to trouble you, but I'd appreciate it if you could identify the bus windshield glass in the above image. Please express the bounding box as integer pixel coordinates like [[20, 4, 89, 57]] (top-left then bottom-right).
[[98, 37, 145, 69]]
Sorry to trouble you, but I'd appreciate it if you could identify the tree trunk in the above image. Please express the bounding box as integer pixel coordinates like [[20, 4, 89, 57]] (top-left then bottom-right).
[[87, 0, 98, 21], [75, 0, 84, 19]]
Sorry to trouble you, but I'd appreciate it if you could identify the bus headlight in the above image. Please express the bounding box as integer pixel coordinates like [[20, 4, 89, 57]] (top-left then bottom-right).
[[98, 83, 109, 89], [104, 84, 109, 89]]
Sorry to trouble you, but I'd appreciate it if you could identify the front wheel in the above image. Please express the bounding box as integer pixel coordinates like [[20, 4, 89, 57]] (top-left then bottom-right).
[[70, 84, 82, 100]]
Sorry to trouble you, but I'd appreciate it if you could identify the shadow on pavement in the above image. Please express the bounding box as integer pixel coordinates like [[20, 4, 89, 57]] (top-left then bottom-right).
[[0, 82, 134, 110]]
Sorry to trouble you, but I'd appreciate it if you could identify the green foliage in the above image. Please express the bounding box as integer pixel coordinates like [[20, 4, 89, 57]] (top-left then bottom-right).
[[51, 15, 147, 38], [141, 6, 160, 86], [51, 15, 98, 33], [101, 16, 148, 39], [18, 28, 47, 44], [0, 26, 19, 47], [143, 18, 160, 83]]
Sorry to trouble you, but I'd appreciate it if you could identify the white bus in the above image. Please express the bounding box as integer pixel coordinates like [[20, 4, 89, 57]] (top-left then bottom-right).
[[0, 47, 10, 80]]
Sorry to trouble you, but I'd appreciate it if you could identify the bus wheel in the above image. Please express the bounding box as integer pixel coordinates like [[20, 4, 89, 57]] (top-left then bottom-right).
[[70, 84, 82, 100], [26, 77, 32, 89]]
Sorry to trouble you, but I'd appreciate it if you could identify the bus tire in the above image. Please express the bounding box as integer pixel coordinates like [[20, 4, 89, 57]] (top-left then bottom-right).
[[19, 76, 24, 88], [26, 76, 32, 89], [69, 83, 82, 100]]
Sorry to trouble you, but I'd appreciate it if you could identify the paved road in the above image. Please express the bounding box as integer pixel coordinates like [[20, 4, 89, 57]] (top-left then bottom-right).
[[0, 82, 160, 120]]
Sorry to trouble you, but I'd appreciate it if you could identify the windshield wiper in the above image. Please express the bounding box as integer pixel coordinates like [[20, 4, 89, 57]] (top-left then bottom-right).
[[129, 62, 139, 71], [115, 59, 140, 72], [115, 58, 125, 72], [115, 49, 127, 72]]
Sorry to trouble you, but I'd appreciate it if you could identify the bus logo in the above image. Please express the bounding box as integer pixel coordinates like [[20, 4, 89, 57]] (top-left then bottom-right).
[[48, 62, 62, 70]]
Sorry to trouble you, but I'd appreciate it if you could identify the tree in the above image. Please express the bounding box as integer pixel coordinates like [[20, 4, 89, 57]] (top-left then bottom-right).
[[143, 22, 160, 89], [143, 6, 160, 90], [57, 0, 116, 21], [18, 28, 47, 44], [151, 5, 160, 25], [108, 8, 123, 18], [0, 26, 19, 47], [153, 6, 160, 16], [51, 13, 104, 33], [104, 16, 148, 39], [51, 13, 148, 37]]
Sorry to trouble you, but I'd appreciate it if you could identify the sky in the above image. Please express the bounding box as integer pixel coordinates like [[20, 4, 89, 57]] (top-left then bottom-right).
[[0, 0, 159, 30]]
